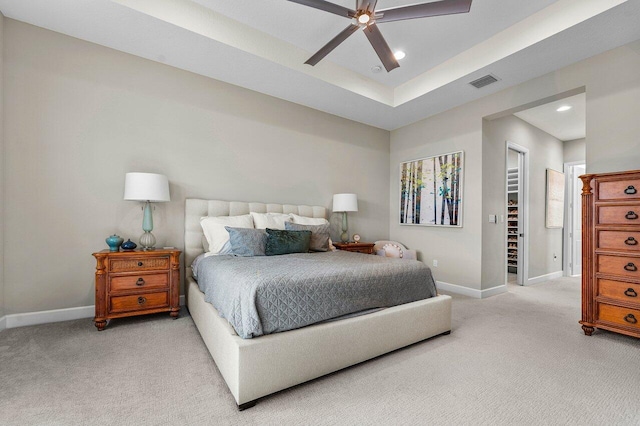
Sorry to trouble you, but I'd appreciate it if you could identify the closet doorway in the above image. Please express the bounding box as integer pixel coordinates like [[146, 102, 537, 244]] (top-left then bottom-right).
[[506, 142, 529, 286], [564, 162, 586, 277]]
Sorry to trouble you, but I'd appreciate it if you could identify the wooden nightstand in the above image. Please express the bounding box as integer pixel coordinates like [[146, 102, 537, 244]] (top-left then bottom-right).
[[92, 248, 181, 330], [333, 242, 375, 254]]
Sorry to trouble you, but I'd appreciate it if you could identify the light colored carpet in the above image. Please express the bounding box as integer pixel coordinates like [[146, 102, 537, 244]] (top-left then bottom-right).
[[1, 277, 639, 425]]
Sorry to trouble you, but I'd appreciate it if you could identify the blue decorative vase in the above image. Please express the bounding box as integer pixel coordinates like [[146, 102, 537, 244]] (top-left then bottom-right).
[[105, 234, 124, 252], [121, 239, 137, 251]]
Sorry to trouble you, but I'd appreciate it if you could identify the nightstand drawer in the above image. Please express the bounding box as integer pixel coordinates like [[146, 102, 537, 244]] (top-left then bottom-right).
[[110, 256, 169, 272], [110, 273, 169, 292], [598, 303, 640, 330], [110, 292, 169, 313], [348, 246, 374, 254]]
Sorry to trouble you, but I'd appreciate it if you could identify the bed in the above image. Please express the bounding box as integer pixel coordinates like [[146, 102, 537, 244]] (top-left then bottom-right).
[[184, 199, 452, 409]]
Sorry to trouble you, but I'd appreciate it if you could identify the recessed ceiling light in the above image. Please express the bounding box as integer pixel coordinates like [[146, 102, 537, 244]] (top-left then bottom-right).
[[394, 51, 406, 60], [556, 105, 572, 112], [371, 65, 382, 73]]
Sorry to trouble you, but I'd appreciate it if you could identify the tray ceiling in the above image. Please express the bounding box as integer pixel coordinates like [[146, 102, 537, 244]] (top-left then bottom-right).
[[0, 0, 639, 130]]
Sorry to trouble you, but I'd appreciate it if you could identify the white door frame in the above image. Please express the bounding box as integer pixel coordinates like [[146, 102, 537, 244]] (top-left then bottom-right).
[[563, 161, 586, 277], [505, 141, 530, 286]]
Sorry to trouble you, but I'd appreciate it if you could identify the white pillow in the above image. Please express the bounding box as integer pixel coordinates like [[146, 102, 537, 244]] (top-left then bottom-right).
[[200, 214, 254, 254], [250, 212, 292, 230], [290, 213, 329, 226]]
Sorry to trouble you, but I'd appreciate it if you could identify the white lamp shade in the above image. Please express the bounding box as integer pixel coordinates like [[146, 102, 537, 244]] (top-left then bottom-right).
[[333, 193, 358, 212], [124, 172, 170, 202]]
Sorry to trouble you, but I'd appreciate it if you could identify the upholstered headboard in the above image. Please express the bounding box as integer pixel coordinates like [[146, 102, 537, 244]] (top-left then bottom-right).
[[184, 199, 327, 276]]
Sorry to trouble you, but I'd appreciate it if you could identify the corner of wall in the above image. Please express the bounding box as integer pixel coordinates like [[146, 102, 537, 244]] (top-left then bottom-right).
[[0, 11, 6, 323]]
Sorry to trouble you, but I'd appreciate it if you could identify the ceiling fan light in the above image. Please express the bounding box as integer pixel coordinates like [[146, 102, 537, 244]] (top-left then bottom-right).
[[394, 51, 406, 60], [358, 13, 370, 24]]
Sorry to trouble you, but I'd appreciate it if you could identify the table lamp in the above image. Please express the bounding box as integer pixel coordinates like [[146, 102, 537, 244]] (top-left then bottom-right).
[[332, 193, 358, 243], [124, 172, 170, 250]]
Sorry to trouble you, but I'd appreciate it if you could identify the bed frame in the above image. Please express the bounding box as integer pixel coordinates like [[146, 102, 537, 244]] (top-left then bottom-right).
[[184, 199, 452, 409]]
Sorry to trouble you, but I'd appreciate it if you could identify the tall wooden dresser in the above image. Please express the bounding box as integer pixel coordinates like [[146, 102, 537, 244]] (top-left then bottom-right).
[[580, 170, 640, 338]]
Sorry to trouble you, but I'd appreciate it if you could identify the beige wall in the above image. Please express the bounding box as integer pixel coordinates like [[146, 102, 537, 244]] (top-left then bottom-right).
[[482, 116, 564, 287], [0, 13, 4, 320], [563, 138, 586, 164], [391, 40, 640, 292], [3, 20, 390, 315]]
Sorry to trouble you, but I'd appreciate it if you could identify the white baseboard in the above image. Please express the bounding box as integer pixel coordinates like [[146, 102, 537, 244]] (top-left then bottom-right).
[[2, 295, 187, 330], [6, 305, 95, 329], [437, 281, 507, 299], [527, 271, 563, 286]]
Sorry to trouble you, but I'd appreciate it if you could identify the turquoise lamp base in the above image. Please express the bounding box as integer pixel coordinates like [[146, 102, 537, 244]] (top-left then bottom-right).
[[139, 231, 156, 250], [140, 201, 156, 250], [341, 212, 349, 243]]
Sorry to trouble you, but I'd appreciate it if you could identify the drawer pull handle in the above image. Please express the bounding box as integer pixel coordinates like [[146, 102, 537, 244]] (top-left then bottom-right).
[[625, 237, 638, 246], [624, 263, 637, 272], [626, 211, 638, 220], [137, 262, 143, 267], [136, 278, 145, 286], [137, 297, 146, 305], [624, 185, 637, 195], [624, 288, 638, 297], [624, 314, 638, 324]]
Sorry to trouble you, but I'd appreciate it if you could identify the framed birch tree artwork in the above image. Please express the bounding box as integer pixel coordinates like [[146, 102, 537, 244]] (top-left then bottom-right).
[[400, 151, 464, 227]]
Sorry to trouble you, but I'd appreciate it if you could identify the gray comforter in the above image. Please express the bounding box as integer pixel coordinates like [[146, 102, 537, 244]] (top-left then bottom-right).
[[194, 250, 437, 339]]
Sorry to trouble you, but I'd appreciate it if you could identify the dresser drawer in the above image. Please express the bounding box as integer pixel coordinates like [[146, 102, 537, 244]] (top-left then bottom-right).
[[597, 230, 640, 252], [598, 279, 640, 303], [110, 273, 169, 292], [109, 256, 170, 272], [597, 205, 640, 225], [598, 303, 640, 330], [598, 178, 640, 201], [598, 255, 640, 278], [110, 291, 169, 313]]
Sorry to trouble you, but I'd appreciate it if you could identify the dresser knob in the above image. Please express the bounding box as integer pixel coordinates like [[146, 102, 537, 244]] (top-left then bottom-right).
[[624, 314, 638, 324], [137, 297, 146, 305], [137, 261, 143, 267], [624, 263, 637, 272], [136, 278, 145, 286], [625, 237, 638, 246], [624, 288, 638, 298], [624, 185, 637, 195], [626, 211, 638, 220]]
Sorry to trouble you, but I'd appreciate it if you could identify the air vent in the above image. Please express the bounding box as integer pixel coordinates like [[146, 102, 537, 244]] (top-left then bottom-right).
[[469, 74, 499, 89]]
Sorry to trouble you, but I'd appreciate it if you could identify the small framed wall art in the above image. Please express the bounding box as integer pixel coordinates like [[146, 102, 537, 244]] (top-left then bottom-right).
[[400, 151, 464, 227], [545, 168, 565, 228]]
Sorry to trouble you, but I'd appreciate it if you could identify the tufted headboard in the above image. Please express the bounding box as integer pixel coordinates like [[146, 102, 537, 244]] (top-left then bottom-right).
[[184, 199, 327, 276]]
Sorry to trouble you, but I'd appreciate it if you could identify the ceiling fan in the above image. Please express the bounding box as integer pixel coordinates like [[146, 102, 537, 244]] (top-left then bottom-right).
[[287, 0, 472, 72]]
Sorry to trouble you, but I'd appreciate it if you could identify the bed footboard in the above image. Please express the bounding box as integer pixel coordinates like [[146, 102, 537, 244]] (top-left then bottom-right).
[[186, 276, 451, 407]]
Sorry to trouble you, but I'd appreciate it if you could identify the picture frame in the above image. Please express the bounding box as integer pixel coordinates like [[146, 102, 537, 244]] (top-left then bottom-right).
[[400, 151, 464, 227], [546, 168, 565, 228]]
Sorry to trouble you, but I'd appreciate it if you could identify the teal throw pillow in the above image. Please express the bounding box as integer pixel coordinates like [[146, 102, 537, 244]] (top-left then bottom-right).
[[265, 228, 312, 256]]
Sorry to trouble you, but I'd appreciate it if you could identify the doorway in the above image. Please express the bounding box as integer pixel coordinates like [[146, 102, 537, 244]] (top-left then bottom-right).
[[564, 162, 586, 277], [506, 142, 529, 286]]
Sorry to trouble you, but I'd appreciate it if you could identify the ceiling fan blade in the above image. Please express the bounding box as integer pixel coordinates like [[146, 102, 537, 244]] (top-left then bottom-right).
[[363, 23, 399, 72], [288, 0, 356, 19], [359, 0, 378, 13], [376, 0, 472, 23], [305, 24, 360, 66]]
